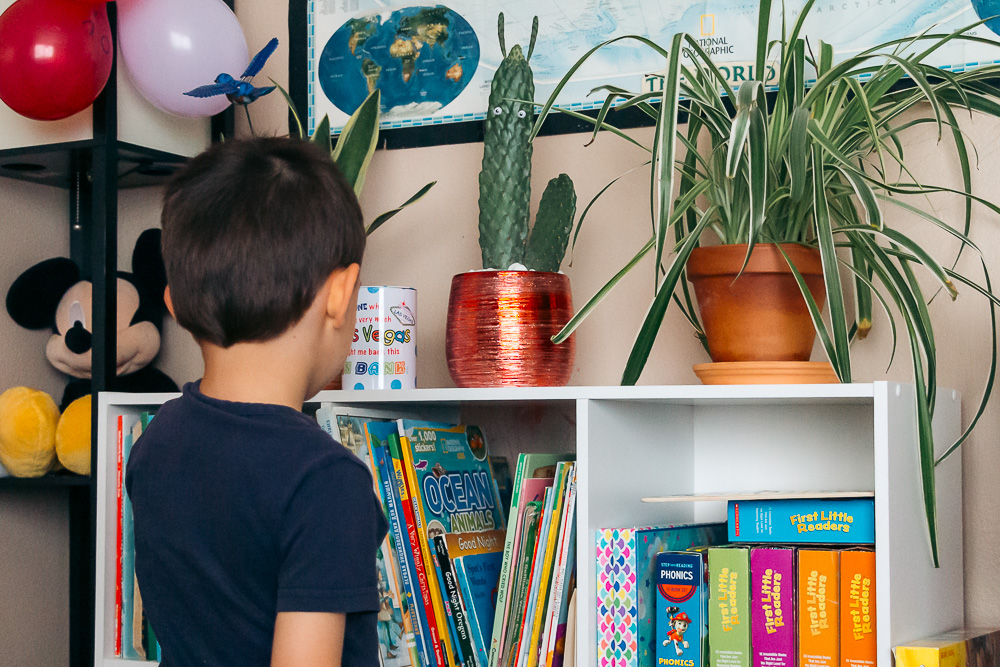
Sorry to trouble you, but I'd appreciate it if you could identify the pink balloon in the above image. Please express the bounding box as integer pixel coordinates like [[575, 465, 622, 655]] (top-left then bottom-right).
[[117, 0, 249, 117]]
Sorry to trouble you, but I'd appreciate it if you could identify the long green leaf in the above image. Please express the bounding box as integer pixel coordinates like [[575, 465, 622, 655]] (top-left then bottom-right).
[[776, 243, 841, 373], [653, 32, 687, 288], [332, 89, 381, 196], [272, 79, 303, 139], [364, 181, 436, 236], [623, 210, 715, 384], [812, 146, 851, 381], [788, 106, 810, 202]]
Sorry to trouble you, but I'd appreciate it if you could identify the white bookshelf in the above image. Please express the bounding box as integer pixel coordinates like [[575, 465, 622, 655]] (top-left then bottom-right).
[[95, 382, 962, 666]]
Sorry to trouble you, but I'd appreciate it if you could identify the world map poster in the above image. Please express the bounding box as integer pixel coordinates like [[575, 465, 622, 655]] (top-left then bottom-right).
[[307, 0, 1000, 135]]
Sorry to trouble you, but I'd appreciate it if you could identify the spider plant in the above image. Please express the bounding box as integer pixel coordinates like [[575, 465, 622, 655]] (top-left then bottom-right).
[[533, 0, 1000, 565]]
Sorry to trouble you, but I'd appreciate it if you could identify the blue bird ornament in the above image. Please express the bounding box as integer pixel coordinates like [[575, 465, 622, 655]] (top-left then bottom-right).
[[184, 37, 279, 133]]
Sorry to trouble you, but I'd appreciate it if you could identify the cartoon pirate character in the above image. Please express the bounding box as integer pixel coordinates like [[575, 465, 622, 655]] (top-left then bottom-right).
[[662, 607, 691, 656]]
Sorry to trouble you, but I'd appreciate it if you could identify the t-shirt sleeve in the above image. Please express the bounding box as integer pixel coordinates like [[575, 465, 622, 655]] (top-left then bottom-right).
[[277, 457, 385, 613]]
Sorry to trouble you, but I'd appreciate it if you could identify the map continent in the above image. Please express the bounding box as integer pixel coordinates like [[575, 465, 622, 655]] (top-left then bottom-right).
[[318, 6, 481, 120]]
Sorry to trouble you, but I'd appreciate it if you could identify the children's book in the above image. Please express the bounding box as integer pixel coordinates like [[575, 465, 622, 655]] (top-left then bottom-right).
[[386, 430, 448, 667], [503, 502, 543, 667], [120, 419, 139, 659], [539, 467, 578, 667], [655, 551, 706, 667], [490, 453, 572, 667], [114, 415, 123, 657], [522, 461, 574, 667], [707, 547, 751, 667], [446, 530, 506, 667], [563, 590, 577, 667], [365, 420, 423, 667], [596, 523, 727, 667], [750, 547, 796, 667], [434, 534, 480, 667], [840, 549, 876, 667], [728, 497, 875, 544], [797, 549, 839, 667]]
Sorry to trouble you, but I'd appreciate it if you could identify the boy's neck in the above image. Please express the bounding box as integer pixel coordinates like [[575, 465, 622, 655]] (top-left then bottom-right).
[[198, 337, 315, 410]]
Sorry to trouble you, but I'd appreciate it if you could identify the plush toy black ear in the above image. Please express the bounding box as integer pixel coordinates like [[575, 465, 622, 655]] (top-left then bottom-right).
[[130, 229, 169, 326], [6, 258, 81, 330]]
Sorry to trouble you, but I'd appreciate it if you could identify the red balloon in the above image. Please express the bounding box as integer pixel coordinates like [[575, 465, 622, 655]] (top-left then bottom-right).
[[0, 0, 113, 121]]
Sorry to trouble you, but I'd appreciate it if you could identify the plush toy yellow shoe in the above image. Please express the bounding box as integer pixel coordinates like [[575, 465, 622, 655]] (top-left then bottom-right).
[[56, 394, 91, 475], [0, 387, 59, 478]]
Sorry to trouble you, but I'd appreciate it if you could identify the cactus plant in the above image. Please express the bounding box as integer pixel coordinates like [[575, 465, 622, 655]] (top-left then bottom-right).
[[477, 14, 577, 272]]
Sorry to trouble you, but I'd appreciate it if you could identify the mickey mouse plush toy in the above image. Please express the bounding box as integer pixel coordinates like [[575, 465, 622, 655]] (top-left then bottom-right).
[[7, 228, 179, 408], [1, 228, 178, 476]]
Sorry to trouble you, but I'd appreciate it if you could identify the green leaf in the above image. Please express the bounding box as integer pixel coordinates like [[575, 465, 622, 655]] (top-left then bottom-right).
[[312, 115, 332, 155], [777, 244, 841, 374], [788, 107, 810, 202], [271, 79, 303, 139], [332, 89, 381, 197], [812, 146, 851, 382], [365, 181, 436, 236], [653, 32, 687, 289]]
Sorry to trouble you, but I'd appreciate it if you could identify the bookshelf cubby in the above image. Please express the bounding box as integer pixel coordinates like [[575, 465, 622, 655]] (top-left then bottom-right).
[[95, 382, 962, 666]]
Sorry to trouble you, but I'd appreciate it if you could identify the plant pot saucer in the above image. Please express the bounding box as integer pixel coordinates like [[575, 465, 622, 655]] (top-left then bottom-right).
[[693, 361, 840, 385]]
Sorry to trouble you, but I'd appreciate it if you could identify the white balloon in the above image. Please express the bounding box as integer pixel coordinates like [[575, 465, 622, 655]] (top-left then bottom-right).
[[117, 0, 249, 117]]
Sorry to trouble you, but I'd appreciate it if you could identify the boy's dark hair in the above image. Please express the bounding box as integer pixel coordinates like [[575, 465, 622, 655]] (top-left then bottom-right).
[[161, 137, 365, 347]]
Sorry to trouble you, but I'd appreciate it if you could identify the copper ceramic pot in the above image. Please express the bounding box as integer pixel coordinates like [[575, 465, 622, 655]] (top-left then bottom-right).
[[446, 271, 575, 387], [686, 243, 825, 362]]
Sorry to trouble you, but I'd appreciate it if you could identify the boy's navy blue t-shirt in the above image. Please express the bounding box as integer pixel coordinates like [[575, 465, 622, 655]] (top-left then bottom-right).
[[125, 382, 388, 666]]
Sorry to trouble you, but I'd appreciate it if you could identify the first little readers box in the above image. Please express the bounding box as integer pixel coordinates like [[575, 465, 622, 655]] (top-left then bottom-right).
[[656, 552, 705, 667], [893, 628, 1000, 667], [728, 497, 875, 543]]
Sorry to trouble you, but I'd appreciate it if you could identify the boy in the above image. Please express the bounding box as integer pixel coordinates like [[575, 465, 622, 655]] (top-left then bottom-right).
[[126, 137, 388, 666]]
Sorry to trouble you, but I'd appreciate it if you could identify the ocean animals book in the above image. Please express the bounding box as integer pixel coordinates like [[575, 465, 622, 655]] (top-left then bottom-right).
[[596, 523, 727, 667]]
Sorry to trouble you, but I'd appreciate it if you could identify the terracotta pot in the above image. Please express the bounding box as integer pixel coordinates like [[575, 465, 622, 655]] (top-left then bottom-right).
[[686, 243, 825, 362], [446, 271, 575, 387]]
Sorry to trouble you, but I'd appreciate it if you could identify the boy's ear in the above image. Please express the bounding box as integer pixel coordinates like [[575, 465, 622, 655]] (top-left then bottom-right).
[[163, 286, 176, 319], [325, 264, 360, 328]]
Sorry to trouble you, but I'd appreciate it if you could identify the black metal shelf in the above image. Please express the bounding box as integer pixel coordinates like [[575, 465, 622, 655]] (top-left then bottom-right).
[[0, 140, 188, 189], [0, 473, 91, 488]]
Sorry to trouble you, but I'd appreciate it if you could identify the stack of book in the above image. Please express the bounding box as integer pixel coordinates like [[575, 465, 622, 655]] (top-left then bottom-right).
[[318, 409, 515, 667], [114, 412, 160, 661], [488, 454, 578, 667], [597, 497, 878, 667]]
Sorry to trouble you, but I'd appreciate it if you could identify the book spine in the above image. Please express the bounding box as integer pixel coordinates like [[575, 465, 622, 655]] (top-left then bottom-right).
[[707, 547, 751, 667], [453, 556, 489, 667], [797, 549, 839, 667], [398, 428, 456, 667], [115, 415, 123, 657], [374, 442, 427, 667], [540, 470, 577, 667], [515, 486, 554, 667], [389, 433, 446, 667], [728, 499, 875, 544], [750, 547, 796, 667], [435, 535, 480, 667], [524, 464, 571, 667], [506, 504, 543, 667], [120, 428, 138, 660], [840, 550, 876, 667], [490, 452, 530, 667]]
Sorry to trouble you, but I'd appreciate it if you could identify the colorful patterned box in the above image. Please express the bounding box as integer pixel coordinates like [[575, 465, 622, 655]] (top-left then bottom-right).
[[751, 547, 796, 667], [596, 524, 726, 667], [655, 551, 705, 667], [708, 547, 751, 667]]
